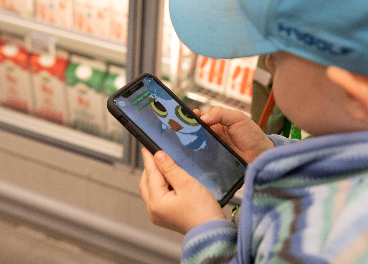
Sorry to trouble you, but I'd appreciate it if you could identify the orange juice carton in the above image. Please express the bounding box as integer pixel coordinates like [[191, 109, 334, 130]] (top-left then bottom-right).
[[30, 50, 69, 125], [111, 0, 128, 44], [102, 65, 125, 142], [0, 42, 34, 113], [65, 55, 106, 136], [0, 0, 34, 17], [35, 0, 73, 28], [74, 0, 111, 38], [225, 56, 258, 103], [194, 55, 230, 94]]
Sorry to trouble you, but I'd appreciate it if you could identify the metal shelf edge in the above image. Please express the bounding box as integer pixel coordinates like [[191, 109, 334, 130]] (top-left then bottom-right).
[[0, 106, 124, 160]]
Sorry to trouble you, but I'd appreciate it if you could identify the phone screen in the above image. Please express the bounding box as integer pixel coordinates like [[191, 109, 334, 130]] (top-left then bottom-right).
[[115, 77, 245, 201]]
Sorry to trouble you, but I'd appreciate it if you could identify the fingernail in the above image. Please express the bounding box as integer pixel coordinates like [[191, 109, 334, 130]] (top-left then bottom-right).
[[155, 151, 166, 162], [201, 114, 209, 121]]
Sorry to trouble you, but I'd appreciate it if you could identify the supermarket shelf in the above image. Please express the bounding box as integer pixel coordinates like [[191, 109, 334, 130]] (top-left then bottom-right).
[[0, 106, 124, 161], [0, 11, 174, 78], [0, 10, 127, 65], [185, 90, 252, 117]]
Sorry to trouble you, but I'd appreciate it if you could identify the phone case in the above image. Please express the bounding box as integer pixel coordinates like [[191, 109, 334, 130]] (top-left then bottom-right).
[[107, 73, 245, 206]]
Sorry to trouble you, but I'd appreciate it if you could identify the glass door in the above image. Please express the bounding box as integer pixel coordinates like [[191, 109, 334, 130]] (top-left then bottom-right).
[[0, 0, 130, 162]]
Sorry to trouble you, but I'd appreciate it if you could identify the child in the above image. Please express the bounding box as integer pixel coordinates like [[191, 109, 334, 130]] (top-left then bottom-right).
[[139, 0, 368, 263]]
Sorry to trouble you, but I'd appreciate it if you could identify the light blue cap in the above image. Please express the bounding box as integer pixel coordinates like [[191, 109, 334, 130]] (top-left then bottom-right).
[[169, 0, 368, 76]]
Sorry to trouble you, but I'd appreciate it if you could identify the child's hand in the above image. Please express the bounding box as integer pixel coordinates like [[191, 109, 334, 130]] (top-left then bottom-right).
[[194, 107, 274, 163], [139, 148, 226, 234]]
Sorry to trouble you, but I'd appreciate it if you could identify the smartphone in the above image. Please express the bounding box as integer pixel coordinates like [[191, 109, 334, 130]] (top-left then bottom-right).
[[107, 73, 246, 206]]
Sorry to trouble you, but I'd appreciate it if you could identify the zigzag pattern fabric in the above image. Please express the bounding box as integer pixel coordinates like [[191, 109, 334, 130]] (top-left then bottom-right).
[[181, 131, 368, 264]]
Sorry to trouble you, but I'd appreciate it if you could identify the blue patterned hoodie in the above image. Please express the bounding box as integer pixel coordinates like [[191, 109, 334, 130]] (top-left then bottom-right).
[[181, 131, 368, 264]]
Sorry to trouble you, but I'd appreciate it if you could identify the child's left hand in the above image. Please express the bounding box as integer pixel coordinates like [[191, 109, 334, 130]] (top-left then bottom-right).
[[139, 148, 226, 234]]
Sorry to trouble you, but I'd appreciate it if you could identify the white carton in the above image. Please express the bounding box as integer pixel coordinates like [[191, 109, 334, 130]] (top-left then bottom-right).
[[194, 55, 230, 94], [111, 0, 128, 44], [65, 55, 106, 136], [102, 65, 126, 142], [0, 0, 34, 17], [225, 56, 259, 103], [74, 0, 112, 38], [0, 42, 34, 113], [30, 50, 69, 125], [35, 0, 73, 29]]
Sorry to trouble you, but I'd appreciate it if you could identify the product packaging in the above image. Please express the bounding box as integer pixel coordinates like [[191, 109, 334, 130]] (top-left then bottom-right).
[[0, 41, 34, 113], [30, 50, 69, 124], [225, 56, 258, 103], [35, 0, 73, 28], [74, 0, 111, 38], [0, 0, 34, 17], [194, 55, 230, 94], [65, 55, 106, 136], [102, 65, 126, 142], [111, 0, 128, 44]]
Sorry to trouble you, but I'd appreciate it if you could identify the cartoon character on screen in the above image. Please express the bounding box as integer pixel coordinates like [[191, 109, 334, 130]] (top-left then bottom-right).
[[146, 85, 209, 151]]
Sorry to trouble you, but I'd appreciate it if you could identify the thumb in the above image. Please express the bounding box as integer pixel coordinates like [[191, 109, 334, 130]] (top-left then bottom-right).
[[154, 151, 194, 190]]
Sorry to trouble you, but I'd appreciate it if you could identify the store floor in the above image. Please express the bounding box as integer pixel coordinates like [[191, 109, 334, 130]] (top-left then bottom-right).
[[0, 217, 143, 264]]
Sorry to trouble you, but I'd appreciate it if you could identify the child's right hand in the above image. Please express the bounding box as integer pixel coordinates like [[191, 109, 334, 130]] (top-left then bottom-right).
[[193, 107, 275, 163]]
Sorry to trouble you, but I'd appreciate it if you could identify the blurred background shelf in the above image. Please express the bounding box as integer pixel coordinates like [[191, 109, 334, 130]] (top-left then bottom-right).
[[0, 10, 128, 65], [0, 106, 123, 162]]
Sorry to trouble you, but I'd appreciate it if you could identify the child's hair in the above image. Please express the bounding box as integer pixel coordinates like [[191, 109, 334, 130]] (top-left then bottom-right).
[[169, 0, 368, 76]]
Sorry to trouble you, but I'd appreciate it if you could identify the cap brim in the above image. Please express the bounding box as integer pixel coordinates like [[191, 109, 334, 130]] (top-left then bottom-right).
[[169, 0, 279, 59]]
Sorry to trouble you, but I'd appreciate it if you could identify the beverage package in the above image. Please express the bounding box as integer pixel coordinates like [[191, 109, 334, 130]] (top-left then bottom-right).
[[0, 0, 34, 17], [102, 65, 126, 142], [225, 56, 259, 103], [111, 0, 128, 44], [74, 0, 111, 38], [0, 41, 34, 113], [30, 50, 69, 124], [194, 55, 231, 94], [35, 0, 73, 28], [65, 55, 106, 136]]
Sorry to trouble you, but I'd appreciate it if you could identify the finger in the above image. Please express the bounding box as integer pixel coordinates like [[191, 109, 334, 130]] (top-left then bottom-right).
[[210, 124, 237, 148], [139, 169, 149, 206], [141, 148, 169, 199], [193, 109, 201, 117], [154, 151, 194, 191], [200, 106, 251, 127]]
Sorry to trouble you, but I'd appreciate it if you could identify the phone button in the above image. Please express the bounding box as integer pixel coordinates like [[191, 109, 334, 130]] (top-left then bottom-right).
[[119, 116, 129, 126]]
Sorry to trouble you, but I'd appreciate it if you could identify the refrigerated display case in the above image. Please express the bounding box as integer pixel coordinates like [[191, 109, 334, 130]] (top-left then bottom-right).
[[0, 1, 254, 262], [0, 1, 189, 263]]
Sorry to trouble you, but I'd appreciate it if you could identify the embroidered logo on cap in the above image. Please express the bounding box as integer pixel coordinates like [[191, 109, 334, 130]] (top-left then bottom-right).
[[277, 23, 353, 56]]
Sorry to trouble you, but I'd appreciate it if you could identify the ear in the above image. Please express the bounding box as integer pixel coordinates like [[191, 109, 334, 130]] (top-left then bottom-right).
[[327, 66, 368, 120]]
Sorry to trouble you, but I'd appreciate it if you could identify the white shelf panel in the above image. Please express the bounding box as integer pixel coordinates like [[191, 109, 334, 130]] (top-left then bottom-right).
[[0, 11, 127, 65], [0, 106, 123, 160]]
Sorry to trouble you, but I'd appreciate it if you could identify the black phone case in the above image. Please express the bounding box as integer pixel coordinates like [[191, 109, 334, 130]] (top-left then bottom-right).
[[107, 73, 245, 207]]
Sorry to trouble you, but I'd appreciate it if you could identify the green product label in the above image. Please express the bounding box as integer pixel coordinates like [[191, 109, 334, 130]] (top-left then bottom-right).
[[102, 72, 126, 97], [65, 63, 106, 93]]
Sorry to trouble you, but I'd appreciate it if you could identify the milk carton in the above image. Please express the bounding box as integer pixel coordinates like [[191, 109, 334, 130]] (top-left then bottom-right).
[[111, 0, 128, 44], [30, 50, 69, 124], [35, 0, 73, 29], [225, 56, 258, 103], [194, 55, 230, 94], [102, 65, 125, 142], [74, 0, 111, 38], [0, 42, 34, 113], [0, 0, 34, 17], [65, 55, 106, 136]]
